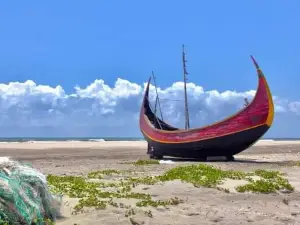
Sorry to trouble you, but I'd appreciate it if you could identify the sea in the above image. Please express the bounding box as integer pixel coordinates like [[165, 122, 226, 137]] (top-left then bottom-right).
[[0, 137, 144, 143], [0, 137, 298, 143]]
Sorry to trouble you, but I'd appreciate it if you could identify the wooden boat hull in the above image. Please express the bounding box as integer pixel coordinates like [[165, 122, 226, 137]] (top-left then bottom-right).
[[139, 56, 274, 159], [142, 124, 269, 158]]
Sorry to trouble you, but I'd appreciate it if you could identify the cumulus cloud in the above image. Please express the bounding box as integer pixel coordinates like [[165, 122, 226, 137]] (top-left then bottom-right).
[[0, 78, 298, 138]]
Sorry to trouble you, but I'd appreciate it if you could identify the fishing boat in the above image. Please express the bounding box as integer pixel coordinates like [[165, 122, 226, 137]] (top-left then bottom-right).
[[139, 45, 274, 160]]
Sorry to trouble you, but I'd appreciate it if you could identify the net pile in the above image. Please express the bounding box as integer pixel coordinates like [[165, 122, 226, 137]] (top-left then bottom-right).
[[0, 157, 61, 225]]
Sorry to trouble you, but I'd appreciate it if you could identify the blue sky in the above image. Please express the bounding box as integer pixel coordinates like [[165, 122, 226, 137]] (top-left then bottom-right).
[[0, 0, 299, 138]]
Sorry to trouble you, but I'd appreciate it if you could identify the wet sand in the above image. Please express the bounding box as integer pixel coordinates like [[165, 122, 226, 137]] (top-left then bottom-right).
[[1, 140, 300, 225]]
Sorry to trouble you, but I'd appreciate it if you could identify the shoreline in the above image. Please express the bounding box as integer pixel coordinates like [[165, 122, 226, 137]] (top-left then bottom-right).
[[0, 139, 298, 150]]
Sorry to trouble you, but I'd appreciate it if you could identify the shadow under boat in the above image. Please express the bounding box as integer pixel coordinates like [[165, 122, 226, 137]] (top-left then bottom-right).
[[161, 156, 294, 166]]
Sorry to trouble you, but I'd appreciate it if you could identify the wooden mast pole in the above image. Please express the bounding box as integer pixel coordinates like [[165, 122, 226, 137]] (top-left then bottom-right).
[[152, 71, 164, 120], [182, 44, 190, 129]]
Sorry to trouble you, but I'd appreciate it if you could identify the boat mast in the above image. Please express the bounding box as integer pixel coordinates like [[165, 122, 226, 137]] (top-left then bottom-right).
[[244, 97, 249, 107], [152, 71, 164, 120], [182, 44, 190, 130]]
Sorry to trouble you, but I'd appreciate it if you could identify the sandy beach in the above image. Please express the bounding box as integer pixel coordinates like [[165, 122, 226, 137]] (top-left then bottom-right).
[[2, 140, 300, 225]]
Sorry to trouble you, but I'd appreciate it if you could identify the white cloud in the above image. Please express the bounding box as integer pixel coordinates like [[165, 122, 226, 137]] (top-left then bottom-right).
[[288, 102, 300, 115], [0, 78, 298, 138]]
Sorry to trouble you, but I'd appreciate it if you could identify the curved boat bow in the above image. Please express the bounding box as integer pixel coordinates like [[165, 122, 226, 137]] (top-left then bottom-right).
[[139, 56, 274, 159]]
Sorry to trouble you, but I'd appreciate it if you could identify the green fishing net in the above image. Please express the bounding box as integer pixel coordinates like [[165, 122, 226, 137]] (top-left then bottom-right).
[[0, 157, 61, 225]]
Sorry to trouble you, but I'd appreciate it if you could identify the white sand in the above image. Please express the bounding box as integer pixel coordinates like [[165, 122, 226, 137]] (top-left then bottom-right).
[[0, 140, 147, 149], [0, 140, 300, 224]]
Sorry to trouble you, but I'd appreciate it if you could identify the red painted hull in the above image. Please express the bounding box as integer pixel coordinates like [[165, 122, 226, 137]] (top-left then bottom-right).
[[139, 56, 274, 158]]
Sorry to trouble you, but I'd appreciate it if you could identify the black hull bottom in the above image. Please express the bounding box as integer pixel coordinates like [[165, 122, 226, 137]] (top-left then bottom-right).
[[144, 124, 270, 159]]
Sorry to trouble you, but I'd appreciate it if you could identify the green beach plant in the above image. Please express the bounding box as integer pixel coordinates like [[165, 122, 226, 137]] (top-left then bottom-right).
[[133, 159, 160, 166], [46, 164, 294, 215]]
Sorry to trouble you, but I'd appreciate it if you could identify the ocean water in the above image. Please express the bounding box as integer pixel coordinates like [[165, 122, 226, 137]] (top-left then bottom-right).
[[0, 137, 298, 143], [0, 137, 145, 143]]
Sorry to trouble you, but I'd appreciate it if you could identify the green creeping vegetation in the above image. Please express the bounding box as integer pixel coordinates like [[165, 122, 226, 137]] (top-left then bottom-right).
[[46, 164, 294, 217], [120, 159, 160, 166], [158, 165, 294, 193], [291, 161, 300, 167], [126, 164, 293, 193], [46, 173, 176, 216], [235, 170, 293, 193], [133, 159, 160, 166], [164, 165, 293, 192], [87, 169, 121, 179]]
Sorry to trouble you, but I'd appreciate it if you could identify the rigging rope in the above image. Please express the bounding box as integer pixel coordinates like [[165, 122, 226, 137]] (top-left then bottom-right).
[[146, 96, 163, 129]]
